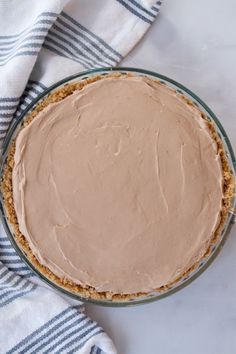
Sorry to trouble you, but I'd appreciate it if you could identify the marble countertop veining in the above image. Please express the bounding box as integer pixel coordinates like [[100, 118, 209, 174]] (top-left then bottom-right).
[[87, 1, 236, 353]]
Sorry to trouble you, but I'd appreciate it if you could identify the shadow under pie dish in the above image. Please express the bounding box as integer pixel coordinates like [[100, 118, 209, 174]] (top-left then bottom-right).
[[0, 68, 235, 306]]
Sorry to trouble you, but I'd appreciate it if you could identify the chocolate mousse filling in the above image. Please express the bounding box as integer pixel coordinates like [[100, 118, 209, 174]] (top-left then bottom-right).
[[1, 74, 234, 299]]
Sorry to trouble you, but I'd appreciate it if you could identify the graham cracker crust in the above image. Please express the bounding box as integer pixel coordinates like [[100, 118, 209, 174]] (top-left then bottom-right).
[[1, 73, 235, 301]]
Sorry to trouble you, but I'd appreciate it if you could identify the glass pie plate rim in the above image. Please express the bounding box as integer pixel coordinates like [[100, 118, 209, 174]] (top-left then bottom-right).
[[0, 67, 235, 307]]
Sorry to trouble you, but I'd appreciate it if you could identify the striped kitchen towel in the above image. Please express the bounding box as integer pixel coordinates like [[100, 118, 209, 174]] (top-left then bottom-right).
[[0, 0, 161, 353]]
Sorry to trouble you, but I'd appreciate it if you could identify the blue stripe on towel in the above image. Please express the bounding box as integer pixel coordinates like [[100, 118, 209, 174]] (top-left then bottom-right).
[[64, 328, 104, 354], [43, 43, 90, 68], [90, 345, 102, 354], [0, 250, 20, 257], [28, 80, 47, 90], [0, 12, 59, 66], [31, 316, 91, 353], [60, 12, 122, 61], [0, 244, 16, 250], [116, 0, 152, 24], [0, 44, 43, 62], [0, 103, 18, 111], [0, 35, 45, 51], [127, 0, 157, 18], [1, 260, 33, 278], [0, 236, 33, 278], [2, 259, 25, 264], [1, 274, 22, 289], [8, 267, 33, 277], [0, 51, 40, 67], [13, 80, 47, 120], [21, 92, 38, 101], [7, 305, 83, 354], [0, 12, 58, 40], [0, 29, 53, 45], [48, 28, 113, 67], [0, 264, 37, 308], [0, 268, 9, 279], [44, 33, 97, 68], [96, 347, 102, 354], [42, 12, 123, 67], [0, 112, 15, 118], [0, 121, 15, 126], [26, 83, 46, 95], [53, 19, 114, 65], [1, 280, 32, 301], [0, 97, 20, 103], [0, 249, 16, 260], [51, 23, 113, 66], [1, 283, 37, 308]]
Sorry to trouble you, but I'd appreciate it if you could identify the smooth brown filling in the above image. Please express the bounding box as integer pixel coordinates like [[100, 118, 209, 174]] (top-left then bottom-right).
[[12, 76, 223, 294]]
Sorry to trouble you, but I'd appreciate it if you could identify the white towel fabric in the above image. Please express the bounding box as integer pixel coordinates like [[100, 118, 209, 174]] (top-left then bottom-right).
[[0, 0, 161, 353]]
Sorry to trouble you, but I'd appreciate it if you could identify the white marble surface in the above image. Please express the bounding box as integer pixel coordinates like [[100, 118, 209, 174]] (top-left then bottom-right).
[[87, 1, 236, 353]]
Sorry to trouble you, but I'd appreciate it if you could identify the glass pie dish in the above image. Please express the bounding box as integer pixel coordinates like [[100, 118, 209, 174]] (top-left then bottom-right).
[[0, 67, 235, 306]]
